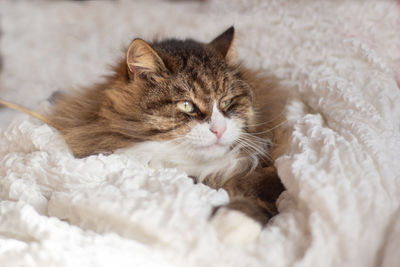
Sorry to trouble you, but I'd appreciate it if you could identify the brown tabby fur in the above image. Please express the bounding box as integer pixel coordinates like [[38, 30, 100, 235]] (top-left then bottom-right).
[[49, 27, 288, 226]]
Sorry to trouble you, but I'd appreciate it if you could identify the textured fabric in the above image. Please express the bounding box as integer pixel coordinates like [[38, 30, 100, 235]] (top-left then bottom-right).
[[1, 0, 400, 266]]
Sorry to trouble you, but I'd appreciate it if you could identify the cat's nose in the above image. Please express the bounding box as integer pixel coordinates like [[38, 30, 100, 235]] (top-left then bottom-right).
[[210, 125, 226, 139]]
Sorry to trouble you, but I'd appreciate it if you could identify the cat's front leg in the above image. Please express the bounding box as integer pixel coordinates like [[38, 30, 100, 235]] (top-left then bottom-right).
[[210, 166, 284, 244]]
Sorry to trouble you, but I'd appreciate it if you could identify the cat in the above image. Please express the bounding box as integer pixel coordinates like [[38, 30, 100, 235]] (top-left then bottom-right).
[[3, 26, 288, 243]]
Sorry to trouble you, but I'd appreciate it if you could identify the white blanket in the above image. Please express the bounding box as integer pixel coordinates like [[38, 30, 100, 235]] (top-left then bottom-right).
[[1, 0, 400, 266]]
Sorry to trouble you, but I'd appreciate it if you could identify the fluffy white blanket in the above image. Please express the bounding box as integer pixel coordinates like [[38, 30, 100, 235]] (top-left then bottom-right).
[[1, 0, 400, 266]]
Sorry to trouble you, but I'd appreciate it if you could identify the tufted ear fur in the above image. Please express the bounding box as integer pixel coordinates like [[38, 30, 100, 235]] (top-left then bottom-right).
[[126, 38, 167, 80], [209, 26, 235, 59]]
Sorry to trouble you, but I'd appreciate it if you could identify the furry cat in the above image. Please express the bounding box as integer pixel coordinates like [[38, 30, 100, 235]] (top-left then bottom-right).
[[47, 26, 287, 242]]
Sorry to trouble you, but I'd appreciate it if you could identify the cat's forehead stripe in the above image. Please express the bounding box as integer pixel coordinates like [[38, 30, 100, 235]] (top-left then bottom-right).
[[193, 76, 210, 95]]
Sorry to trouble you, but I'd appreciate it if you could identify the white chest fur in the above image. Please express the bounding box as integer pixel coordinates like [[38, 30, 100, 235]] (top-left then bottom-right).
[[116, 140, 248, 184]]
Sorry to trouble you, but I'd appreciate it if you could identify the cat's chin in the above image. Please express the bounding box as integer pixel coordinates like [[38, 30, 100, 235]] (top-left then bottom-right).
[[194, 143, 231, 159], [199, 143, 224, 151]]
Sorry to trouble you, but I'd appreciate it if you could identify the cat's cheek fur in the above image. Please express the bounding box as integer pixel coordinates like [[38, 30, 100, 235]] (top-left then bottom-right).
[[218, 118, 242, 146]]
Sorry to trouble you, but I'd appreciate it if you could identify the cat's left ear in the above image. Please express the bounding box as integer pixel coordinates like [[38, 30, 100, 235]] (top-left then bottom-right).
[[209, 26, 236, 61], [126, 38, 167, 80]]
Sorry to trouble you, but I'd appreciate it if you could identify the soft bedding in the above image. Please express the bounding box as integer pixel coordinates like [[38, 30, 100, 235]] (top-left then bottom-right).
[[1, 1, 400, 266]]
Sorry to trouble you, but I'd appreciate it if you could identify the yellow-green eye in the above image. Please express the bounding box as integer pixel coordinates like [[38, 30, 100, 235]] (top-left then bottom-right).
[[221, 99, 232, 109], [177, 101, 195, 114]]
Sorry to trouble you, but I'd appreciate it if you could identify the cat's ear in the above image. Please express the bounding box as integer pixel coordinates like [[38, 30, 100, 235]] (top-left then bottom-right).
[[126, 39, 167, 80], [209, 26, 235, 59]]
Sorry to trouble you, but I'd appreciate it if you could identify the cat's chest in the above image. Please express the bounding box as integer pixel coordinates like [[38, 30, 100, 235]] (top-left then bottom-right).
[[116, 140, 242, 183]]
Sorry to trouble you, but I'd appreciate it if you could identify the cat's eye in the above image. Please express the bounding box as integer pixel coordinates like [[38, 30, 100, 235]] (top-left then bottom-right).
[[221, 99, 232, 109], [177, 101, 196, 114]]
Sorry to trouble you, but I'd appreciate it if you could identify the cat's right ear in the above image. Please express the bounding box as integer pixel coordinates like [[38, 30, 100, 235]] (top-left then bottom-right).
[[209, 26, 237, 63], [126, 39, 167, 80]]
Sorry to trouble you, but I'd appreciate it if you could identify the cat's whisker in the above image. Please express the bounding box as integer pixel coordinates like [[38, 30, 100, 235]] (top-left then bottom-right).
[[239, 142, 265, 158], [235, 142, 257, 156], [239, 133, 270, 146], [235, 137, 265, 156], [235, 132, 275, 163], [237, 137, 264, 150], [234, 138, 271, 166], [239, 133, 269, 146], [249, 120, 288, 135], [245, 110, 286, 127]]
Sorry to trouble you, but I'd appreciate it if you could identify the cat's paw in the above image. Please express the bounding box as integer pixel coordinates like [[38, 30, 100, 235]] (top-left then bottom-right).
[[211, 207, 262, 245]]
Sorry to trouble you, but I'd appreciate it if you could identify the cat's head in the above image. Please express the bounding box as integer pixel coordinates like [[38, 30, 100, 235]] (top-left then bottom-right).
[[104, 27, 261, 161]]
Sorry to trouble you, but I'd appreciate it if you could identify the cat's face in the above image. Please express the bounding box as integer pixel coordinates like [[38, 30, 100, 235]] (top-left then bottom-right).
[[153, 63, 254, 160], [105, 27, 257, 160]]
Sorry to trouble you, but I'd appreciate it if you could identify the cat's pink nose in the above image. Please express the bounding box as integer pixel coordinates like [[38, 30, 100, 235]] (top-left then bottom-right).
[[210, 125, 226, 139]]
